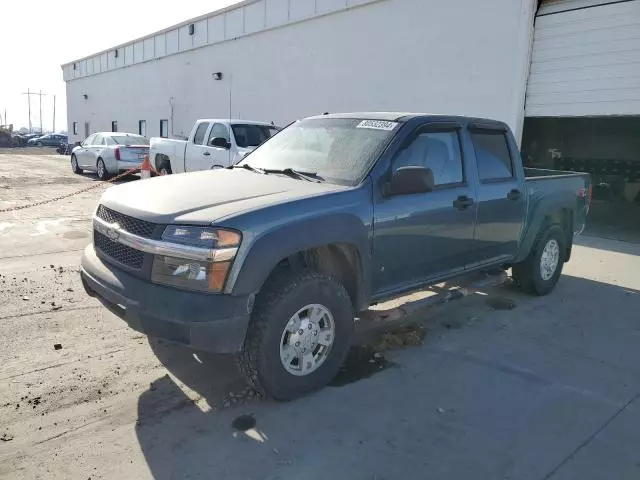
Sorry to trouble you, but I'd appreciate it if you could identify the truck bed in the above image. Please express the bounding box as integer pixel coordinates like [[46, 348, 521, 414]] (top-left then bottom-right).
[[523, 167, 591, 235]]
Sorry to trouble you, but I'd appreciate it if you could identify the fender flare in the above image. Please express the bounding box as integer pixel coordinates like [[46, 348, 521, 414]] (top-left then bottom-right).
[[226, 213, 371, 308], [516, 191, 575, 263]]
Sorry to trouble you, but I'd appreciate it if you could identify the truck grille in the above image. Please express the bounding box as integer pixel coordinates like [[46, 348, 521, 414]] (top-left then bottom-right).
[[96, 205, 156, 238], [94, 231, 144, 269]]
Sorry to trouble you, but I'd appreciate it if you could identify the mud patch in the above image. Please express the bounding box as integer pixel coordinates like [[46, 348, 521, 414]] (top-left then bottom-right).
[[330, 346, 391, 387], [231, 414, 256, 432], [486, 296, 517, 311]]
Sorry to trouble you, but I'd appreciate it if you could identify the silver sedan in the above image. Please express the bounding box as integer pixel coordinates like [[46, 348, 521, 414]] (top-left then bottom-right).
[[71, 132, 150, 180]]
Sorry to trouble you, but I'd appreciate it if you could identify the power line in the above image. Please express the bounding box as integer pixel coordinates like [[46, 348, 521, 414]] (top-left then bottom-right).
[[22, 90, 47, 133]]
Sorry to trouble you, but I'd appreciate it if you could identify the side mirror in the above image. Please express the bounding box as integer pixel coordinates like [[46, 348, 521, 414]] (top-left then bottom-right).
[[386, 166, 434, 196], [210, 137, 230, 149]]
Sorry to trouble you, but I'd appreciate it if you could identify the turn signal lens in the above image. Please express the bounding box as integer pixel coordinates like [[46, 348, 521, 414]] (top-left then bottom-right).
[[208, 261, 231, 291], [215, 230, 241, 247]]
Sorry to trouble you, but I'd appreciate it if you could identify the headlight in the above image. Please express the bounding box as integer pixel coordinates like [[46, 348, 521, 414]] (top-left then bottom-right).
[[151, 226, 241, 293], [161, 226, 241, 248]]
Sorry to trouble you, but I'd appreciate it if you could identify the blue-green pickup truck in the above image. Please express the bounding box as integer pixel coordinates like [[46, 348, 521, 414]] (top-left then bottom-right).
[[81, 113, 591, 399]]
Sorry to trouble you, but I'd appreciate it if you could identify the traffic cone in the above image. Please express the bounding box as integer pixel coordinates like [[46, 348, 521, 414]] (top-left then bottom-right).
[[140, 155, 152, 179]]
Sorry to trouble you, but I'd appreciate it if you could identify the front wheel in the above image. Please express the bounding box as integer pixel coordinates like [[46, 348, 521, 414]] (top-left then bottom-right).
[[236, 270, 354, 401], [70, 155, 83, 174], [512, 224, 565, 296]]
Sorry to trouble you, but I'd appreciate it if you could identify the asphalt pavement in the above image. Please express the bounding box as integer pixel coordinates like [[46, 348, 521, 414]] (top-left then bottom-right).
[[1, 153, 639, 479]]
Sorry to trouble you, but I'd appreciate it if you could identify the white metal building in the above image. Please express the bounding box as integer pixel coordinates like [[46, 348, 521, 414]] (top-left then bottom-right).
[[62, 0, 640, 203], [62, 0, 537, 144]]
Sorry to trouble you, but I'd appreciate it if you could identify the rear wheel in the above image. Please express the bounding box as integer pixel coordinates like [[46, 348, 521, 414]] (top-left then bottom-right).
[[70, 155, 82, 174], [158, 161, 172, 175], [512, 224, 565, 296], [96, 158, 109, 181], [236, 270, 354, 401]]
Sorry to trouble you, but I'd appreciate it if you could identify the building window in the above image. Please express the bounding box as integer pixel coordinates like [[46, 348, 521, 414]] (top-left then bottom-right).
[[84, 122, 90, 138], [72, 122, 78, 135], [111, 121, 118, 132], [160, 119, 169, 138], [138, 120, 146, 136]]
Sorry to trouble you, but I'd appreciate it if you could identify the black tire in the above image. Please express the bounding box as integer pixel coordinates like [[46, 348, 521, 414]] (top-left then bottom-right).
[[236, 270, 354, 401], [37, 141, 43, 147], [96, 158, 109, 180], [512, 224, 565, 296], [70, 154, 83, 174], [158, 160, 172, 176]]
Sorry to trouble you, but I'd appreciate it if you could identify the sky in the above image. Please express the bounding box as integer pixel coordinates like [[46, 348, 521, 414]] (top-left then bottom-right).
[[0, 0, 241, 133]]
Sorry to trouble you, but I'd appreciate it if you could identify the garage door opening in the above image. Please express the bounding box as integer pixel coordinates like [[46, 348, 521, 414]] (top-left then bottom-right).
[[522, 116, 640, 242]]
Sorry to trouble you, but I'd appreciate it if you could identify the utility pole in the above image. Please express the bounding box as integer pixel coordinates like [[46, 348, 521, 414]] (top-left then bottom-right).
[[52, 95, 56, 133], [22, 89, 32, 132], [39, 90, 44, 134]]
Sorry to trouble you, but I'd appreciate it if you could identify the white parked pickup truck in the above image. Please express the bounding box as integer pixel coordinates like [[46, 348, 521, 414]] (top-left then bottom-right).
[[149, 119, 280, 175]]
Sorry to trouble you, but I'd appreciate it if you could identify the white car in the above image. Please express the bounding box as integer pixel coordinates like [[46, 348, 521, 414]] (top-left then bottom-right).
[[71, 132, 150, 180], [149, 119, 280, 175]]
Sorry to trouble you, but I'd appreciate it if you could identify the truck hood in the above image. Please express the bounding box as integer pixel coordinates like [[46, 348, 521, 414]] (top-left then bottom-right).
[[99, 168, 346, 225]]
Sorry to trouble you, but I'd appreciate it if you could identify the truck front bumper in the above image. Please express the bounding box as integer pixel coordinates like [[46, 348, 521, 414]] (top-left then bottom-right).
[[80, 245, 251, 353]]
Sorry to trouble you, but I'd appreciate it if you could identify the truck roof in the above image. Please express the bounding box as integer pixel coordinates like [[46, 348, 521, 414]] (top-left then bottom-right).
[[197, 119, 276, 127], [306, 112, 508, 127]]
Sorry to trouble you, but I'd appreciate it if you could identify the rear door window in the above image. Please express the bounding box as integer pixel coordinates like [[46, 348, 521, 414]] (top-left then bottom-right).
[[470, 131, 513, 181], [193, 122, 210, 145]]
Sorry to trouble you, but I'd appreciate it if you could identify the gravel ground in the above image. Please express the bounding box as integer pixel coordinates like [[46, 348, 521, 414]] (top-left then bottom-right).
[[1, 153, 639, 480]]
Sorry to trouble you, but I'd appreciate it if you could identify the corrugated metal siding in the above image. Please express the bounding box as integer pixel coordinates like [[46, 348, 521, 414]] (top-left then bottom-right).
[[526, 0, 640, 116], [61, 0, 380, 82], [538, 0, 629, 15]]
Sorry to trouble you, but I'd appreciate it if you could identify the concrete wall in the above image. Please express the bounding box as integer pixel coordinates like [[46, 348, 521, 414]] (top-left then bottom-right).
[[65, 0, 536, 144]]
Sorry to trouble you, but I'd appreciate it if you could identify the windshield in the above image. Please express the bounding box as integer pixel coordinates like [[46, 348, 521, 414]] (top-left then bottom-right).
[[238, 118, 399, 185], [231, 124, 279, 148], [109, 134, 149, 146]]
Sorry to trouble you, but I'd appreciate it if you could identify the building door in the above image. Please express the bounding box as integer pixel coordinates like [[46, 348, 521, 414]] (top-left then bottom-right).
[[527, 0, 640, 117]]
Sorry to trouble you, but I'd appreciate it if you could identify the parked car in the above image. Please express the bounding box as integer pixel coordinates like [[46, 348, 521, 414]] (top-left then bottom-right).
[[71, 132, 149, 180], [149, 119, 280, 175], [27, 134, 68, 147], [80, 113, 591, 400]]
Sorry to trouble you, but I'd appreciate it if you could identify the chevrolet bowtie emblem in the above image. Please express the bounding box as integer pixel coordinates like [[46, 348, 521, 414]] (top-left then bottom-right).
[[106, 223, 121, 242]]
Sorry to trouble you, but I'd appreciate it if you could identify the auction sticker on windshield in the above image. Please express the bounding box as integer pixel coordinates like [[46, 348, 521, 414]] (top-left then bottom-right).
[[356, 120, 398, 131]]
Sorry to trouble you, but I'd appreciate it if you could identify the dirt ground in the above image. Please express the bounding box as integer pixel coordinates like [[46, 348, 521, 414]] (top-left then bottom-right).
[[1, 154, 639, 479], [0, 147, 59, 156]]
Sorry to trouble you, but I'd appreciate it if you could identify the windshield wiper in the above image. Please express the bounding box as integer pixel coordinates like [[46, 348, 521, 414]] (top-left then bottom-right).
[[263, 168, 324, 183], [231, 163, 265, 174]]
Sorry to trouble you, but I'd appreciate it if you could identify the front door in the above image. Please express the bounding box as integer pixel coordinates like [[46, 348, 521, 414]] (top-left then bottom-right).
[[184, 121, 211, 172], [76, 134, 95, 168], [373, 125, 477, 296], [206, 123, 233, 168], [467, 128, 526, 267]]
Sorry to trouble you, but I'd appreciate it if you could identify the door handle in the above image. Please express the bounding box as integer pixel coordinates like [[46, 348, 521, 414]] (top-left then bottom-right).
[[453, 195, 474, 210], [507, 189, 521, 201], [203, 151, 211, 156]]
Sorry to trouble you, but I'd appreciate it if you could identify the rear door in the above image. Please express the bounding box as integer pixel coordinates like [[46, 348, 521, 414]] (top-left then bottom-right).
[[184, 121, 211, 172], [373, 122, 477, 294], [467, 126, 526, 267]]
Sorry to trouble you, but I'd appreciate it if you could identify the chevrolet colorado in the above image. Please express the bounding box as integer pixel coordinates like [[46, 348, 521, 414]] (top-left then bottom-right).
[[81, 113, 591, 400]]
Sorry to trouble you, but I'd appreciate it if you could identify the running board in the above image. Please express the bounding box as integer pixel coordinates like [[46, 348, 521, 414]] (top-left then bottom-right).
[[358, 269, 508, 325]]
